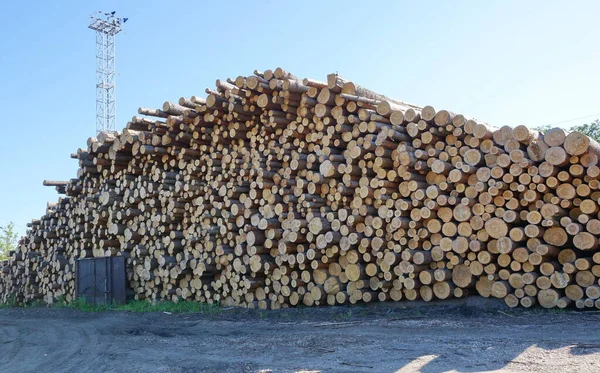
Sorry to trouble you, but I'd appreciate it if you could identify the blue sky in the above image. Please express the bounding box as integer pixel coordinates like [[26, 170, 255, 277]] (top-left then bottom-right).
[[1, 0, 599, 236]]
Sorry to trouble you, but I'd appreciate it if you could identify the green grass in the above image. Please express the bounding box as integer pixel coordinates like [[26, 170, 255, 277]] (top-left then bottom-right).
[[116, 299, 221, 314], [2, 297, 222, 314], [60, 298, 222, 314], [0, 296, 17, 309], [523, 306, 571, 315]]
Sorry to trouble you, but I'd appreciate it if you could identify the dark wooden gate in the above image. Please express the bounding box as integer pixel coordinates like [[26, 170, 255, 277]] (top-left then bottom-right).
[[76, 256, 127, 305]]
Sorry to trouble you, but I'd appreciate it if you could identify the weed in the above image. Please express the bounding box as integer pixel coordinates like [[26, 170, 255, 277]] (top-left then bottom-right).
[[332, 308, 354, 320], [526, 307, 571, 315], [1, 296, 223, 314], [0, 296, 18, 308], [115, 299, 221, 314], [65, 298, 222, 314], [52, 295, 68, 308], [67, 297, 111, 312], [24, 300, 45, 309]]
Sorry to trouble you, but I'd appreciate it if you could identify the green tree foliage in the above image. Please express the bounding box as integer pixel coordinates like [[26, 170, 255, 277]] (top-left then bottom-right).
[[532, 124, 553, 134], [0, 222, 18, 260], [533, 119, 600, 143], [571, 119, 600, 143]]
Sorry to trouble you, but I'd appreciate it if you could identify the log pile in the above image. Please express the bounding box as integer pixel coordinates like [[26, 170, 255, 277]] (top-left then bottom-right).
[[2, 68, 600, 310]]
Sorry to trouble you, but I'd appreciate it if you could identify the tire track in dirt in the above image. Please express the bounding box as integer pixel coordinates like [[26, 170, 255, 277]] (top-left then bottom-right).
[[2, 307, 600, 373], [0, 321, 21, 368], [1, 317, 99, 373]]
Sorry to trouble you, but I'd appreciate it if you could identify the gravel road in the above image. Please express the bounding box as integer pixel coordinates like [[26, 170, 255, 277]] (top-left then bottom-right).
[[1, 298, 600, 373]]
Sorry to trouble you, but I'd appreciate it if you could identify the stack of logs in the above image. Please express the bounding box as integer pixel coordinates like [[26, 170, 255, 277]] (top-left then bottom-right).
[[2, 68, 600, 310]]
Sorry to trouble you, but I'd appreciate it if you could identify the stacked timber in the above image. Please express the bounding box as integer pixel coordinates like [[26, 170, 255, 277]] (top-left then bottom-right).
[[1, 68, 600, 310]]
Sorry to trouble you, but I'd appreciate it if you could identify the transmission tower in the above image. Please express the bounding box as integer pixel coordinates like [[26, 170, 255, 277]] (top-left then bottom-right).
[[88, 11, 128, 134]]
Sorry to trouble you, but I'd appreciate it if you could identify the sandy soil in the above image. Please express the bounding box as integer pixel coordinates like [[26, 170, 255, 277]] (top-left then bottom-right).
[[2, 298, 600, 373]]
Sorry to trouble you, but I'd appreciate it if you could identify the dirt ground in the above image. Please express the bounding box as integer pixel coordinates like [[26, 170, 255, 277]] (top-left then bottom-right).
[[2, 297, 600, 373]]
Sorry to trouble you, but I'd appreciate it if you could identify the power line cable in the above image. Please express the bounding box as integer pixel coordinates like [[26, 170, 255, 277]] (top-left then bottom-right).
[[542, 112, 600, 127]]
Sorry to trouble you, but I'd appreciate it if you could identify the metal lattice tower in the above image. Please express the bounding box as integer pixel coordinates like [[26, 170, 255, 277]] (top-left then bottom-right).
[[88, 11, 128, 134]]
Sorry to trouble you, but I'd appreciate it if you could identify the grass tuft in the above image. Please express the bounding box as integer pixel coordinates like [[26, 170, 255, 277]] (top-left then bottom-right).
[[64, 298, 222, 314], [115, 299, 221, 314], [1, 297, 222, 314], [0, 296, 18, 309]]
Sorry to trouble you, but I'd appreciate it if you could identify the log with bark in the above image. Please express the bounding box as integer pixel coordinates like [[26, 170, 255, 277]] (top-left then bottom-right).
[[1, 67, 600, 311]]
